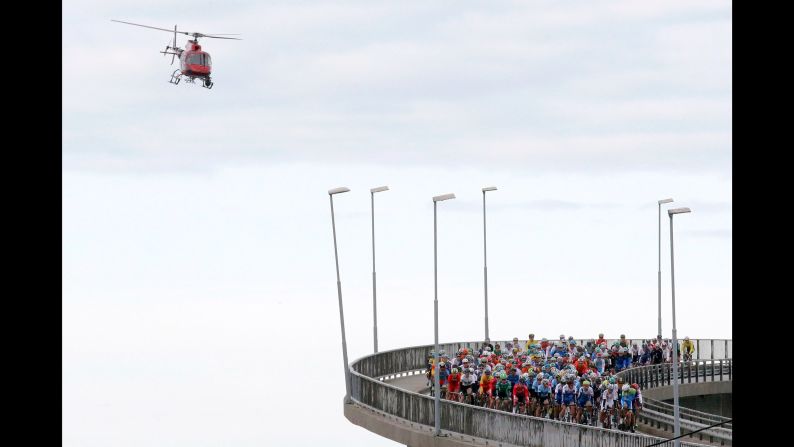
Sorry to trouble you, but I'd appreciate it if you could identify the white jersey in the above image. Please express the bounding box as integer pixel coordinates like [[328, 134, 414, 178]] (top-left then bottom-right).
[[461, 373, 477, 387], [602, 384, 618, 402]]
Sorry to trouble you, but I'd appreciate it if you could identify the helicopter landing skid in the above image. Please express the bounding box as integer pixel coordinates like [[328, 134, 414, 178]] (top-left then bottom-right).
[[169, 69, 182, 85], [168, 70, 213, 89]]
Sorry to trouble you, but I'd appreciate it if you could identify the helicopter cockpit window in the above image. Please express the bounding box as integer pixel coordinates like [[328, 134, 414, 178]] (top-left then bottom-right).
[[187, 54, 205, 66], [204, 54, 212, 67]]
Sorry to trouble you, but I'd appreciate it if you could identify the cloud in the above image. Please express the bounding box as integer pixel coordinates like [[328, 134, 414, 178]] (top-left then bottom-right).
[[63, 0, 732, 175]]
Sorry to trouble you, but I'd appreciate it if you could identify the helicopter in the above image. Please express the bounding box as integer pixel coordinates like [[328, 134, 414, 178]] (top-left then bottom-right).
[[111, 20, 241, 89]]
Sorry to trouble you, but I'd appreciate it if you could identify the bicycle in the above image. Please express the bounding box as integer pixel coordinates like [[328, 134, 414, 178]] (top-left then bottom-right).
[[495, 395, 512, 412], [580, 402, 595, 426]]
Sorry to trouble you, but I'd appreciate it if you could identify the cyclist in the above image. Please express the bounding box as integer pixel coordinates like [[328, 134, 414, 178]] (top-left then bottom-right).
[[438, 362, 449, 391], [460, 367, 478, 404], [600, 378, 618, 428], [512, 376, 530, 414], [494, 372, 512, 411], [506, 367, 520, 391], [682, 336, 695, 361], [575, 380, 595, 424], [594, 352, 605, 374], [525, 333, 537, 351], [560, 375, 577, 421], [535, 378, 553, 418], [619, 384, 636, 432], [553, 373, 565, 419], [596, 333, 606, 346], [478, 369, 496, 407], [446, 367, 461, 401], [631, 382, 643, 428]]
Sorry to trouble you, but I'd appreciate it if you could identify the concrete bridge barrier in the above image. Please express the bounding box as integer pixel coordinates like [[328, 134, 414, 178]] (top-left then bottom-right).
[[346, 339, 730, 447]]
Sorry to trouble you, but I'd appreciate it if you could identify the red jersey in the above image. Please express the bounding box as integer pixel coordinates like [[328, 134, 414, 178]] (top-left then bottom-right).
[[513, 383, 529, 400], [448, 373, 461, 392], [479, 376, 496, 395]]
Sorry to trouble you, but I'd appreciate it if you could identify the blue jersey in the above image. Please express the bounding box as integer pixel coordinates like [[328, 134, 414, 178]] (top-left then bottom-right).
[[536, 384, 552, 398], [621, 392, 635, 410], [576, 387, 594, 406], [562, 384, 577, 404], [507, 373, 520, 388]]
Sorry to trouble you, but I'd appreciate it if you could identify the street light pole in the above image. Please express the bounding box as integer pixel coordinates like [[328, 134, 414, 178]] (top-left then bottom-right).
[[658, 198, 673, 338], [668, 206, 691, 447], [482, 186, 497, 342], [370, 186, 389, 353], [432, 192, 455, 437], [329, 186, 352, 404]]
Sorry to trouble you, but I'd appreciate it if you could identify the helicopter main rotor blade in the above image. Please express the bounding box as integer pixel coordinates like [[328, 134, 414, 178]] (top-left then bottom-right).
[[112, 19, 190, 36], [113, 20, 242, 41], [203, 35, 242, 40], [192, 32, 242, 40]]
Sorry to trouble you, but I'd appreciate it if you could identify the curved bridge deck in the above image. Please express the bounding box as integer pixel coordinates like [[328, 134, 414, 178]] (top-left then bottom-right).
[[345, 339, 731, 447]]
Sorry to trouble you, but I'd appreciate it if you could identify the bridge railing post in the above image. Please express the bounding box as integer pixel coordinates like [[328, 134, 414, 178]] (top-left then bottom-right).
[[710, 339, 714, 360]]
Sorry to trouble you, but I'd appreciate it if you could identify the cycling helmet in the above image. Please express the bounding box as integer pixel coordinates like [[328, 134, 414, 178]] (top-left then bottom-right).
[[500, 372, 508, 379], [484, 369, 491, 375], [452, 368, 458, 374], [684, 336, 690, 340], [439, 350, 446, 355], [631, 383, 639, 390], [519, 377, 526, 383], [537, 372, 544, 379], [582, 381, 590, 386], [609, 377, 616, 384], [542, 379, 550, 386], [570, 340, 577, 345], [622, 384, 630, 392]]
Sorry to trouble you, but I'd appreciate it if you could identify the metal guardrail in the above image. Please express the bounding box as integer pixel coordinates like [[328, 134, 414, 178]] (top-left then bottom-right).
[[642, 399, 732, 428], [615, 360, 733, 444], [348, 340, 729, 447]]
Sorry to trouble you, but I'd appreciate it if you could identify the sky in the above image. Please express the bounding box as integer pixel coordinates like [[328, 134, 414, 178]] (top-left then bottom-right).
[[62, 1, 731, 446]]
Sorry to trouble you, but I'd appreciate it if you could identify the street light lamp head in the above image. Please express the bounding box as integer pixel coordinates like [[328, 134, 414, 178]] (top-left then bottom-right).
[[668, 207, 691, 215], [328, 187, 351, 195], [658, 198, 674, 205], [433, 193, 456, 202], [482, 186, 497, 192], [370, 186, 389, 193]]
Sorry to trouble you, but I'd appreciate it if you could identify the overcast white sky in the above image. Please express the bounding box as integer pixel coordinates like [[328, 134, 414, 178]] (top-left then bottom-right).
[[63, 1, 731, 446]]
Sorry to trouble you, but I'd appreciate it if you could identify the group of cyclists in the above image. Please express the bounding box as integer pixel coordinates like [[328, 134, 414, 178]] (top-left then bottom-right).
[[426, 333, 696, 433]]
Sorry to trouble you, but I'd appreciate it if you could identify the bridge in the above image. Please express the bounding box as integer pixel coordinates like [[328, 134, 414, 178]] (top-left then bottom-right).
[[343, 338, 732, 447]]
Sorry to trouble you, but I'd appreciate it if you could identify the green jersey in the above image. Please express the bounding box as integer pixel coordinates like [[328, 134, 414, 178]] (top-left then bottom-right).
[[495, 380, 511, 397]]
